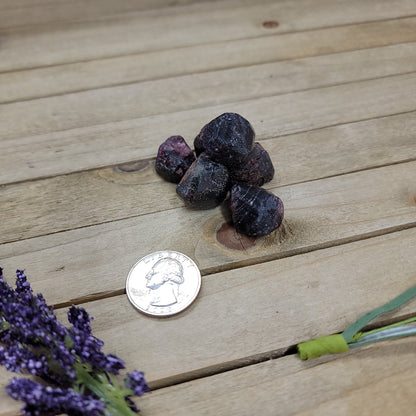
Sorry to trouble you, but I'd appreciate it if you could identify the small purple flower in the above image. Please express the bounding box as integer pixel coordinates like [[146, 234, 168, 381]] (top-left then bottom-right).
[[6, 378, 105, 416], [0, 344, 48, 375], [68, 306, 92, 333], [0, 269, 149, 415], [125, 371, 151, 397], [104, 353, 125, 374]]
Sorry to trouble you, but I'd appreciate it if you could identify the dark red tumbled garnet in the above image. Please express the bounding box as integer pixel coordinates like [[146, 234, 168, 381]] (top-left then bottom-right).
[[198, 113, 255, 169], [155, 136, 196, 183], [193, 133, 204, 157], [176, 153, 230, 209], [230, 142, 274, 186], [230, 183, 284, 237]]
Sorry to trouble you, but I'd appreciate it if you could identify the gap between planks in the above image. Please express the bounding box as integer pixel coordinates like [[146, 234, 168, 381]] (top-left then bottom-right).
[[134, 337, 416, 415], [1, 337, 415, 416], [2, 108, 415, 187], [1, 153, 416, 247], [1, 71, 416, 186], [1, 110, 416, 244], [1, 228, 416, 397], [1, 0, 415, 73], [2, 16, 416, 103], [43, 228, 416, 387], [3, 42, 416, 138], [51, 223, 416, 309], [0, 13, 415, 84], [1, 161, 415, 307], [1, 227, 416, 415], [2, 38, 416, 105]]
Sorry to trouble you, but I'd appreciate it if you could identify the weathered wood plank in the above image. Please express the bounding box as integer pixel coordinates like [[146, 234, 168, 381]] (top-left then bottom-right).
[[0, 0, 219, 30], [2, 338, 416, 416], [58, 229, 416, 386], [1, 112, 415, 244], [2, 42, 416, 139], [2, 18, 416, 103], [1, 162, 415, 305], [134, 337, 416, 415], [1, 227, 414, 394], [2, 336, 415, 416], [1, 0, 415, 72], [1, 72, 416, 185]]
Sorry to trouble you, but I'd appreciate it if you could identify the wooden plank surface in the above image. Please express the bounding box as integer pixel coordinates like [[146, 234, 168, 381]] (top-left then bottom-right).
[[1, 73, 416, 185], [0, 0, 415, 415], [1, 228, 415, 414], [1, 0, 415, 72], [60, 228, 416, 386], [3, 42, 416, 135], [1, 112, 416, 244], [0, 0, 214, 30], [1, 161, 415, 305], [135, 337, 416, 416], [2, 20, 416, 104]]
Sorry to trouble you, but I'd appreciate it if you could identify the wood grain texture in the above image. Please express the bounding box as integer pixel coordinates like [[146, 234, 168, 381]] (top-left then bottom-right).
[[6, 228, 415, 388], [1, 72, 416, 185], [1, 338, 415, 416], [133, 337, 416, 416], [1, 0, 415, 72], [1, 162, 415, 306], [0, 0, 218, 30], [1, 111, 416, 244], [0, 1, 415, 415], [2, 339, 415, 416], [2, 41, 416, 137], [2, 19, 416, 103]]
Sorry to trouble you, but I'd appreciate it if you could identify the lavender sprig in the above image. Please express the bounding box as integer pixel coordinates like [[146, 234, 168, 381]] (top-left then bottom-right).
[[0, 268, 150, 415]]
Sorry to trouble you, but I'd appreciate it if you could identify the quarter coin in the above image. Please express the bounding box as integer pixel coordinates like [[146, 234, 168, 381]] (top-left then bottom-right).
[[126, 251, 201, 317]]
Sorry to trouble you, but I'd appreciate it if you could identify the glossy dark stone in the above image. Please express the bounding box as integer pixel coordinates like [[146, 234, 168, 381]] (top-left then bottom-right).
[[199, 113, 255, 168], [155, 136, 196, 183], [176, 153, 230, 209], [230, 183, 284, 236], [230, 142, 275, 186]]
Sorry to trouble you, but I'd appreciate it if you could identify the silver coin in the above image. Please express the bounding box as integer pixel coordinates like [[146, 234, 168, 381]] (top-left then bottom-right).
[[126, 251, 201, 317]]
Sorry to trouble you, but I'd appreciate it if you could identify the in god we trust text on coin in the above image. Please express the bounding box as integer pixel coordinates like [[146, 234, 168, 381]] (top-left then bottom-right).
[[126, 251, 201, 317]]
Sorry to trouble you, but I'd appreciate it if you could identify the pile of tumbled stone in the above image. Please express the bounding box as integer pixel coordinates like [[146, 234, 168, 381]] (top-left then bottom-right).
[[155, 113, 284, 237]]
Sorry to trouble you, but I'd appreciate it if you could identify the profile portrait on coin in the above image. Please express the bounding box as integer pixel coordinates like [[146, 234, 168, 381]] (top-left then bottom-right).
[[145, 257, 184, 307]]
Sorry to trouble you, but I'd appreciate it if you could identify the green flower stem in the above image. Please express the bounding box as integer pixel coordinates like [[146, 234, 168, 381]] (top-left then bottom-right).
[[358, 316, 416, 338], [74, 361, 136, 416], [1, 318, 10, 331], [349, 324, 416, 348]]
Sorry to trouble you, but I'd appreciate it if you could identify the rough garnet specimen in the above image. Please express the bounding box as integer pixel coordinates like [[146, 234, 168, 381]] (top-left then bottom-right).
[[176, 153, 230, 209], [230, 142, 274, 186], [230, 183, 284, 237], [193, 133, 204, 157], [198, 113, 255, 168], [155, 136, 196, 183]]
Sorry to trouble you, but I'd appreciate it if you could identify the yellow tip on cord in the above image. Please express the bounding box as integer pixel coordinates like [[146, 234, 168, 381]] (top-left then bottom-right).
[[297, 334, 349, 360]]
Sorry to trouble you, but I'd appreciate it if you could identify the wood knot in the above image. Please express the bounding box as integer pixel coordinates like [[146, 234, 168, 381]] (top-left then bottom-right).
[[216, 222, 256, 251], [114, 160, 150, 173], [262, 21, 279, 29]]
